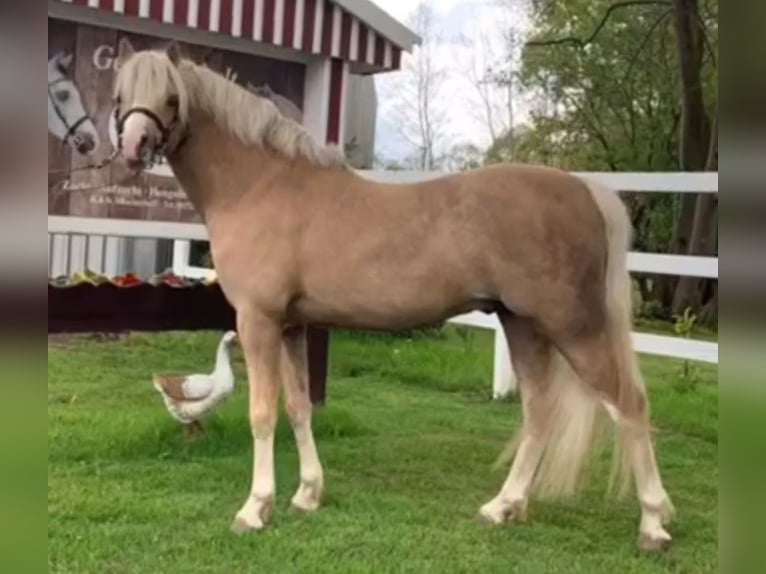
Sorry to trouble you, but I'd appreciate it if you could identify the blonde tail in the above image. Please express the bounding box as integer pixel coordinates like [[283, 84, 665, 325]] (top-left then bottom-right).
[[583, 178, 651, 498]]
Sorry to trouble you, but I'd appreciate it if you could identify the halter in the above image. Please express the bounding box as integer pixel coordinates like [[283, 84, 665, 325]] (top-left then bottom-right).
[[48, 77, 91, 146], [113, 99, 189, 167]]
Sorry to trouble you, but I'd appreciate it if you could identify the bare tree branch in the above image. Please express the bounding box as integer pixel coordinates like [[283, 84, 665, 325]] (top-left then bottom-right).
[[560, 90, 619, 170], [694, 11, 718, 68], [664, 110, 681, 167], [705, 103, 718, 171], [622, 8, 674, 82], [526, 0, 672, 48], [386, 1, 448, 170]]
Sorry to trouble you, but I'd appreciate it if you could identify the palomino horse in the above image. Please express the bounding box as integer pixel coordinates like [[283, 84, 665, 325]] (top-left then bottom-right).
[[112, 39, 675, 552], [48, 53, 100, 155]]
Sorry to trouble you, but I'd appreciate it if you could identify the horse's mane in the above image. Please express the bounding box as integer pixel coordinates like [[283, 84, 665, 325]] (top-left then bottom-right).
[[178, 60, 347, 169]]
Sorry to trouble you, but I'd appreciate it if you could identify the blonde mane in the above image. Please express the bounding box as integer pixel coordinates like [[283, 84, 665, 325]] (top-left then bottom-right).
[[177, 60, 347, 169]]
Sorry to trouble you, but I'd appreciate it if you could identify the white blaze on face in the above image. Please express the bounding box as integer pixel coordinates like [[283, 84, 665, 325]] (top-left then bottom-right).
[[120, 112, 160, 163]]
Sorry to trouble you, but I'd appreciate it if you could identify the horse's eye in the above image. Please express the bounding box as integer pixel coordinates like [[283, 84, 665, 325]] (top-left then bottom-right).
[[55, 90, 70, 103], [167, 95, 179, 108]]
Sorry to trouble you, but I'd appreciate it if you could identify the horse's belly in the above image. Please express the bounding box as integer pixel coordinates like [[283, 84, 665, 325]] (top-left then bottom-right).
[[286, 291, 499, 332], [291, 242, 498, 330], [287, 298, 436, 330]]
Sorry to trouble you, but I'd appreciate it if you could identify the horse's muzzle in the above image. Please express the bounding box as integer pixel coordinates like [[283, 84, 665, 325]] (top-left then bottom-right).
[[72, 132, 96, 155], [121, 131, 157, 169]]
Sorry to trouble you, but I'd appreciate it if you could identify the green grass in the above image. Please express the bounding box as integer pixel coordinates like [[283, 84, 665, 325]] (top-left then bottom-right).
[[48, 328, 718, 573], [633, 317, 718, 342]]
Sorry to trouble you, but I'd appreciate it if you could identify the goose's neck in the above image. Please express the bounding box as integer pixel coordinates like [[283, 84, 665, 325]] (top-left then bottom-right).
[[213, 341, 233, 378]]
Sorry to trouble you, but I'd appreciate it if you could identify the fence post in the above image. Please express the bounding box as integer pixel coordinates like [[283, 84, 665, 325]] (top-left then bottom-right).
[[492, 328, 516, 399], [172, 240, 192, 276]]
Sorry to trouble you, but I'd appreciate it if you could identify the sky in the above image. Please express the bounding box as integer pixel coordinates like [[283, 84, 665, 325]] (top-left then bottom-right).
[[371, 0, 474, 24], [368, 0, 531, 163]]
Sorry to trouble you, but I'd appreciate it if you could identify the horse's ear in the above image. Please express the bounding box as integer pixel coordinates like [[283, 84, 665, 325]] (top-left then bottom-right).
[[166, 41, 182, 66], [56, 53, 74, 75], [117, 37, 135, 65]]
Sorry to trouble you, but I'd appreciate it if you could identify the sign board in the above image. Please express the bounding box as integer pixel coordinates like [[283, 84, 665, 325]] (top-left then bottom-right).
[[48, 18, 305, 225]]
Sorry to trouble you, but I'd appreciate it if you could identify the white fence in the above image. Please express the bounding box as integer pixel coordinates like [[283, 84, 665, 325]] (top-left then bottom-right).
[[48, 171, 718, 398]]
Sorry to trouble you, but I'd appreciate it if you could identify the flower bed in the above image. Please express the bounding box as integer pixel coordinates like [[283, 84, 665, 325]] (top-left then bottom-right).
[[48, 270, 328, 403], [48, 271, 235, 334]]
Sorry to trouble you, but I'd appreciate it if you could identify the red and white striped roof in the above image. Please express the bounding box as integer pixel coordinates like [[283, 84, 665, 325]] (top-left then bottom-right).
[[52, 0, 416, 72]]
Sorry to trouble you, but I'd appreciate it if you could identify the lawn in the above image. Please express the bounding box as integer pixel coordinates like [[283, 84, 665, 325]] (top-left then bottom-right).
[[48, 328, 718, 574]]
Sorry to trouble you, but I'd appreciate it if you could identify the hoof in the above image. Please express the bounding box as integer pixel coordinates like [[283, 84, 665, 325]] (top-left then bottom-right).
[[291, 497, 321, 513], [231, 516, 265, 535], [291, 479, 323, 513], [638, 530, 672, 553], [231, 495, 273, 534], [477, 498, 527, 526]]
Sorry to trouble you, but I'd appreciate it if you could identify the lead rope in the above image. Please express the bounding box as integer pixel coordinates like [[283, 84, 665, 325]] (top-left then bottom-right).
[[48, 147, 119, 185], [67, 148, 120, 174]]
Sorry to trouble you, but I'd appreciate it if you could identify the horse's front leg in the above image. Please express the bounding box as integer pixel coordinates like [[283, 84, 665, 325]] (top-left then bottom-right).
[[232, 310, 283, 533], [281, 326, 324, 512]]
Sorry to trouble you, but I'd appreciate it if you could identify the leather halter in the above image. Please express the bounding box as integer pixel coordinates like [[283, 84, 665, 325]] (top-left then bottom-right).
[[48, 77, 90, 146], [113, 99, 189, 166]]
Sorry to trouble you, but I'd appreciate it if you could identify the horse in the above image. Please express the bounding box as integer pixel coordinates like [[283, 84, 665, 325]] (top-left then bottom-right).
[[48, 53, 100, 155], [111, 38, 675, 552]]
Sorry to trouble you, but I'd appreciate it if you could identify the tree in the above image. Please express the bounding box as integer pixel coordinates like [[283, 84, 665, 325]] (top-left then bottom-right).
[[373, 153, 420, 171], [667, 0, 718, 318], [385, 2, 448, 170], [457, 1, 527, 160], [507, 0, 717, 322], [440, 143, 483, 172]]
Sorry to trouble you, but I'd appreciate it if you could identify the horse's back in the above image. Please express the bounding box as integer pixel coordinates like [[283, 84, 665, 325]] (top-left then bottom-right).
[[419, 162, 610, 322]]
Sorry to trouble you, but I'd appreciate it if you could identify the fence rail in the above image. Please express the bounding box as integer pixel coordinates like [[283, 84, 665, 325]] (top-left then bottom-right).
[[48, 232, 174, 279], [48, 171, 718, 398], [48, 233, 124, 278]]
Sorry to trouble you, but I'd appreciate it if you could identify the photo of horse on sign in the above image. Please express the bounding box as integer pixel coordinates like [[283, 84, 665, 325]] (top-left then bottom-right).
[[48, 52, 100, 156]]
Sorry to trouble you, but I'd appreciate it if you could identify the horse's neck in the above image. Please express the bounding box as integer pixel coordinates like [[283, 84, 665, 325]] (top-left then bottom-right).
[[166, 115, 339, 219], [47, 94, 63, 139]]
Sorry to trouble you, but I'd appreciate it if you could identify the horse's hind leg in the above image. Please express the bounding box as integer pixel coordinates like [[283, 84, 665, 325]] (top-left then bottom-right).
[[553, 330, 674, 551], [479, 314, 552, 525]]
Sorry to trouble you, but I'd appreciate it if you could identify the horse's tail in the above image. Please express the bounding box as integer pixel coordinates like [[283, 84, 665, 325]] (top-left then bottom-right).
[[583, 177, 651, 497], [495, 178, 648, 501]]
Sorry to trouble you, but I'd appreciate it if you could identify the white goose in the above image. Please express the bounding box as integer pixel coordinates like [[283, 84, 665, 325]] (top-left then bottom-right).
[[152, 331, 238, 438]]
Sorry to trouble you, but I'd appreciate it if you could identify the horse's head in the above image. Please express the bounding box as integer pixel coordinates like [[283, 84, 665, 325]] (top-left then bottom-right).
[[112, 38, 189, 171], [47, 53, 100, 155]]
